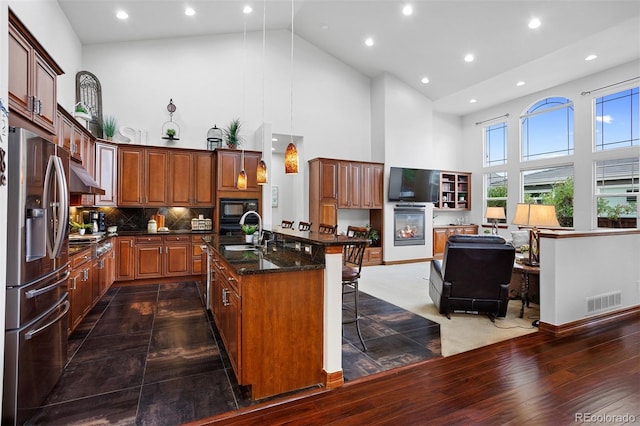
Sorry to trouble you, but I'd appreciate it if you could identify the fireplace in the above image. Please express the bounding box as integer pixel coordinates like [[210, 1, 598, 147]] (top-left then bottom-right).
[[394, 207, 426, 246]]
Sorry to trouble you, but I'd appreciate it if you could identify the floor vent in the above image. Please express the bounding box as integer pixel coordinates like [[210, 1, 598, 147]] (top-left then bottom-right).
[[586, 291, 622, 314]]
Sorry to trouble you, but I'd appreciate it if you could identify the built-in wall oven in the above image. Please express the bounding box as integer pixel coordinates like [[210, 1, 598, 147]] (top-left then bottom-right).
[[219, 198, 259, 235]]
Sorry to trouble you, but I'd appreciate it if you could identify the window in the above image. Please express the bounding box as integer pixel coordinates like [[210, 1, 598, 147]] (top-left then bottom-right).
[[595, 87, 639, 151], [523, 165, 574, 227], [485, 172, 507, 223], [596, 157, 638, 228], [521, 97, 574, 161], [484, 122, 507, 166]]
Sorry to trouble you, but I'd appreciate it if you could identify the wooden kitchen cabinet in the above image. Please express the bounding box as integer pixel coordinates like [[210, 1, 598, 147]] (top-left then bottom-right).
[[169, 150, 214, 206], [69, 247, 93, 333], [338, 161, 361, 208], [309, 158, 339, 231], [361, 162, 384, 209], [115, 236, 135, 281], [215, 149, 262, 192], [117, 146, 169, 206], [135, 236, 163, 279], [8, 11, 63, 135], [164, 235, 191, 276], [208, 248, 323, 400], [94, 141, 118, 206], [432, 224, 479, 258]]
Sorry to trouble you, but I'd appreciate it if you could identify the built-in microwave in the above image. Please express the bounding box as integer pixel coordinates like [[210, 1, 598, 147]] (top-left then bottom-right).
[[219, 198, 259, 235]]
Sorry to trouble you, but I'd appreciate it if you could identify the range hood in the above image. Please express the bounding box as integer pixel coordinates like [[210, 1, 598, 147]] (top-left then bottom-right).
[[69, 162, 106, 195]]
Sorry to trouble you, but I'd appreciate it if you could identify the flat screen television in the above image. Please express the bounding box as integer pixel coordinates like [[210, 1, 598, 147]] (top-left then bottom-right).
[[388, 167, 440, 203]]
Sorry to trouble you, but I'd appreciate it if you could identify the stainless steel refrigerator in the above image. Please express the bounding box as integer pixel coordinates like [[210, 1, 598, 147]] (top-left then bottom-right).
[[3, 127, 70, 425]]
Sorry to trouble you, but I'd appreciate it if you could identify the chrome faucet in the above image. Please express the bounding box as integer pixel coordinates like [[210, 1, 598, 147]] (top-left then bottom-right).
[[239, 210, 262, 245]]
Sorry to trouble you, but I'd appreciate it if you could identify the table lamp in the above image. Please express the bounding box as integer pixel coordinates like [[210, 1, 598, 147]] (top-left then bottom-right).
[[485, 207, 506, 235], [512, 203, 559, 265]]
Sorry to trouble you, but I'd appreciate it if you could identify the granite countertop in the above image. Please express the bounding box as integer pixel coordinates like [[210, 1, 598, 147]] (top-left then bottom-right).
[[116, 229, 214, 236], [203, 235, 325, 276], [268, 227, 370, 247]]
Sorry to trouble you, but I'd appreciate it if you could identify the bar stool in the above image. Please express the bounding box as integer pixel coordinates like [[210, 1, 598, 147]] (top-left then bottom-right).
[[342, 237, 368, 351], [298, 221, 312, 231], [318, 223, 337, 235], [281, 220, 294, 229], [346, 225, 369, 238]]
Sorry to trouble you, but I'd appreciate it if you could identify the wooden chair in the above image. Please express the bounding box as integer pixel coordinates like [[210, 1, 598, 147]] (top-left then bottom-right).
[[281, 220, 294, 229], [298, 221, 312, 231], [318, 223, 337, 235], [342, 239, 369, 351], [346, 225, 369, 239]]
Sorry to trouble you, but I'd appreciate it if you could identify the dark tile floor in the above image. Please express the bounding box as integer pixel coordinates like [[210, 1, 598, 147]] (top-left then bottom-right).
[[28, 281, 440, 425]]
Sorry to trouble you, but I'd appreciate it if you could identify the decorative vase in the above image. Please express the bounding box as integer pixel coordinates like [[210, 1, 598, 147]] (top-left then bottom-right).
[[79, 228, 85, 235], [245, 234, 253, 243]]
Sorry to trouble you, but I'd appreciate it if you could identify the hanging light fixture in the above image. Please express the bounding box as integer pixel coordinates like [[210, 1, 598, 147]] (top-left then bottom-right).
[[206, 124, 222, 151], [256, 0, 268, 185], [237, 7, 248, 189], [284, 0, 299, 175]]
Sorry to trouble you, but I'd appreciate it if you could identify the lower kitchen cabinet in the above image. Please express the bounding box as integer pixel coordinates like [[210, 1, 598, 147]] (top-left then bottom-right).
[[115, 236, 135, 281], [363, 246, 382, 266], [209, 248, 323, 400], [164, 235, 190, 276], [432, 225, 479, 258], [135, 236, 164, 279]]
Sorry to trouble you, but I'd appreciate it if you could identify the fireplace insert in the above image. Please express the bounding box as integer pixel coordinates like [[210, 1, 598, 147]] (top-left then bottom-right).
[[394, 207, 426, 246]]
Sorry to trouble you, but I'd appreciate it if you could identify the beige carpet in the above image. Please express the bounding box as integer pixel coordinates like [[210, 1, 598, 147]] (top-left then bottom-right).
[[359, 262, 539, 357]]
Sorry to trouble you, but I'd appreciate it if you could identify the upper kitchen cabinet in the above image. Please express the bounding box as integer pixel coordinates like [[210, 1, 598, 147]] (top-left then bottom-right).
[[117, 145, 168, 206], [8, 10, 63, 135], [56, 105, 92, 165], [94, 141, 118, 206], [215, 149, 261, 193], [338, 161, 361, 209], [169, 150, 214, 206], [309, 158, 339, 230], [361, 162, 384, 209]]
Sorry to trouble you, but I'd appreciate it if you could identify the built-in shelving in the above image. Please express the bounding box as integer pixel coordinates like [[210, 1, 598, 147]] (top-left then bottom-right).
[[436, 171, 471, 210]]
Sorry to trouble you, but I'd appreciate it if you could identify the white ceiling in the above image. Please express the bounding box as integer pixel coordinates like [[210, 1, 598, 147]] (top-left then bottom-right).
[[58, 0, 640, 116]]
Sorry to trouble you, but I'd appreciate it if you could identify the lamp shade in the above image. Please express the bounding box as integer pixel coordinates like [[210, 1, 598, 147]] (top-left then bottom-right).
[[256, 159, 268, 185], [284, 142, 299, 174], [485, 206, 506, 220], [512, 203, 560, 227], [237, 169, 247, 190]]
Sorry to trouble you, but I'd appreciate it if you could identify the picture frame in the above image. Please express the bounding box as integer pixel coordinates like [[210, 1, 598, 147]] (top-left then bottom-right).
[[271, 186, 279, 208]]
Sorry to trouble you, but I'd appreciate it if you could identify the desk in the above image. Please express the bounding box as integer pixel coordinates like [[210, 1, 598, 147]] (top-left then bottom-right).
[[512, 261, 540, 318]]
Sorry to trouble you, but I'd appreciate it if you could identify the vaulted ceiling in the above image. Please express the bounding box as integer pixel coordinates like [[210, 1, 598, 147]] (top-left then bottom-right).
[[58, 0, 640, 116]]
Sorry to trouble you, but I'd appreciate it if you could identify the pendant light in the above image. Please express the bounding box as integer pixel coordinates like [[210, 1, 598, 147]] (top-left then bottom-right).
[[284, 0, 299, 175], [256, 0, 268, 185], [237, 6, 249, 190]]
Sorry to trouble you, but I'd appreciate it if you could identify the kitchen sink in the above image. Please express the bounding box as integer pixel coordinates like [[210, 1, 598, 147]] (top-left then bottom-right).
[[224, 244, 258, 251]]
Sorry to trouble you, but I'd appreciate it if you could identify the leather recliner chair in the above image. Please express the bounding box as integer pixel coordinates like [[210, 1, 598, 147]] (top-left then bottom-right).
[[429, 235, 515, 321]]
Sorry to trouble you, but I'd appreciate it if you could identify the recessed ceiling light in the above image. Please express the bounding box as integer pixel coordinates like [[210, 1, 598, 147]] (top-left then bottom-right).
[[516, 81, 526, 87], [469, 99, 477, 104], [365, 37, 375, 47], [421, 77, 429, 84], [320, 24, 329, 30], [585, 54, 598, 61], [116, 10, 129, 20], [402, 5, 413, 16], [464, 54, 474, 63], [528, 18, 541, 29], [272, 138, 278, 142], [185, 7, 195, 16], [243, 5, 253, 14]]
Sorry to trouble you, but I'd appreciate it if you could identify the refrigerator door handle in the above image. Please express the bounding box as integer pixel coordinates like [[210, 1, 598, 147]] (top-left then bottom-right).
[[44, 155, 68, 259], [24, 301, 70, 341], [25, 271, 70, 299]]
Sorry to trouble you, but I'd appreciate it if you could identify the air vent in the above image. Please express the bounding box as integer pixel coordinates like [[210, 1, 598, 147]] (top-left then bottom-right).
[[586, 291, 622, 314]]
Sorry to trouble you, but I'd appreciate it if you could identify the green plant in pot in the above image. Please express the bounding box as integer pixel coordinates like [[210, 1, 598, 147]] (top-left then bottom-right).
[[224, 118, 243, 149], [366, 224, 380, 246], [241, 224, 258, 243], [165, 128, 177, 138], [102, 115, 117, 141], [70, 221, 93, 235]]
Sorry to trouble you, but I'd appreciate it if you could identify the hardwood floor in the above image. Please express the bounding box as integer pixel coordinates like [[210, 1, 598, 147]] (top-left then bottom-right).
[[187, 314, 640, 425]]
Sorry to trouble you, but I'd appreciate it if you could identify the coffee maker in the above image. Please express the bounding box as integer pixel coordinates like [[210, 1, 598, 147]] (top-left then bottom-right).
[[97, 212, 106, 232], [82, 211, 105, 233]]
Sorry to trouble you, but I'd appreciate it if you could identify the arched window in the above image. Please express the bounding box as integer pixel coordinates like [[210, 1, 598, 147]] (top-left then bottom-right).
[[521, 97, 574, 161]]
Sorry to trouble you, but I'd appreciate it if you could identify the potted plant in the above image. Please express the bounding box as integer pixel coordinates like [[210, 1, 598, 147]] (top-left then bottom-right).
[[366, 224, 380, 246], [73, 102, 92, 122], [102, 115, 117, 141], [241, 224, 258, 243], [165, 128, 176, 138], [224, 118, 243, 149], [70, 221, 92, 235]]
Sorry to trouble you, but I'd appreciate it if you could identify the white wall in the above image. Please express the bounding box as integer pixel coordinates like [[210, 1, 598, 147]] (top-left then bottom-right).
[[81, 29, 371, 158], [8, 1, 82, 111], [461, 60, 640, 232], [540, 231, 640, 325]]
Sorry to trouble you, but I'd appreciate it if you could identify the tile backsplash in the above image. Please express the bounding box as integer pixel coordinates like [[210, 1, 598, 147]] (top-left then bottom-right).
[[71, 207, 214, 232]]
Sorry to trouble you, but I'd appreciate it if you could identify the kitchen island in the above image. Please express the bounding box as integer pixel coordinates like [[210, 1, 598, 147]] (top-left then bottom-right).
[[203, 229, 369, 400]]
